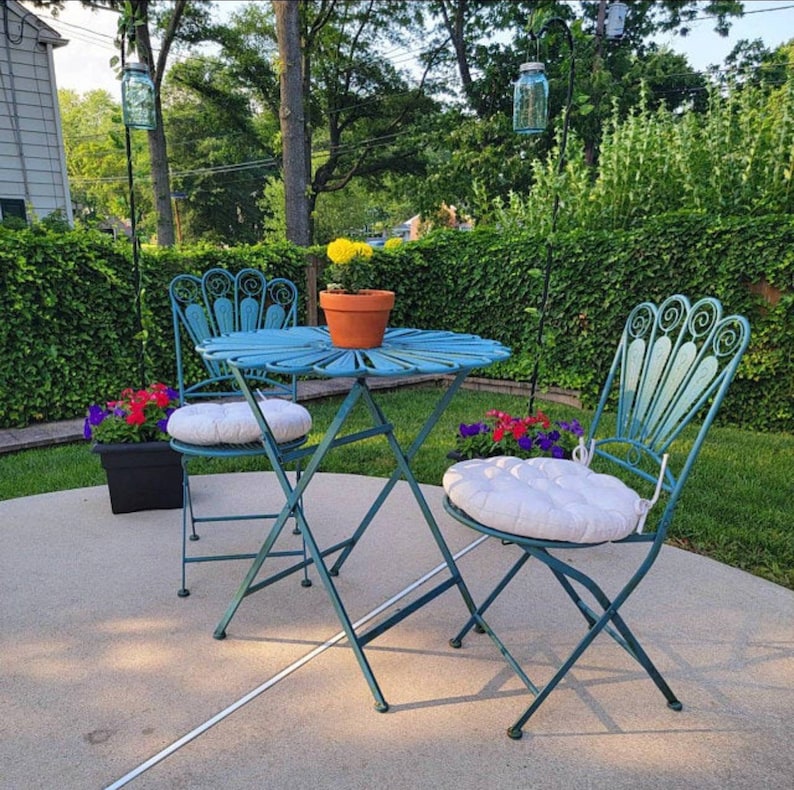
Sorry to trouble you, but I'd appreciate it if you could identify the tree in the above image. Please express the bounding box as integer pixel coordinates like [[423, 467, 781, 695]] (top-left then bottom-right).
[[398, 0, 747, 216], [58, 89, 153, 229], [31, 0, 212, 246], [273, 0, 310, 245], [185, 1, 441, 242], [163, 56, 279, 243]]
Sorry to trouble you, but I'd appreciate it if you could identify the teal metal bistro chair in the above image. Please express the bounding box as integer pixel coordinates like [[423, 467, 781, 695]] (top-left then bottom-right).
[[167, 268, 313, 597], [442, 295, 750, 738]]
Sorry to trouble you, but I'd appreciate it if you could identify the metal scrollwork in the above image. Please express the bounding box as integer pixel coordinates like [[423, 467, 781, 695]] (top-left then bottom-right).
[[236, 270, 266, 300], [657, 294, 689, 335], [687, 298, 720, 339], [626, 303, 655, 340], [268, 278, 297, 307], [712, 316, 748, 358], [171, 277, 201, 306]]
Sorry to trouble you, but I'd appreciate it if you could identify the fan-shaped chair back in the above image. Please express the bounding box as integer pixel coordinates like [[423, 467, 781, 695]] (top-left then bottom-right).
[[588, 294, 750, 535], [170, 268, 298, 403]]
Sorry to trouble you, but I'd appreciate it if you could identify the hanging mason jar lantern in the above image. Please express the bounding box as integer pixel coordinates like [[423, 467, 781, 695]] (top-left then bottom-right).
[[512, 62, 548, 135], [121, 62, 156, 130]]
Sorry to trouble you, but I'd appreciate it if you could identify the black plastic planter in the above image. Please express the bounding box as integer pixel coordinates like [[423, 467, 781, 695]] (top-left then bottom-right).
[[92, 441, 183, 514]]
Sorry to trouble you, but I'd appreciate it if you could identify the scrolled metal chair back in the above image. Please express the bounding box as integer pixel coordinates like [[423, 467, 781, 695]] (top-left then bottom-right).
[[169, 268, 298, 402], [589, 295, 750, 528]]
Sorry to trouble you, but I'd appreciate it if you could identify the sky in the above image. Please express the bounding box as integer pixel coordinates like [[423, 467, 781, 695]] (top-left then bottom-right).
[[23, 0, 794, 99]]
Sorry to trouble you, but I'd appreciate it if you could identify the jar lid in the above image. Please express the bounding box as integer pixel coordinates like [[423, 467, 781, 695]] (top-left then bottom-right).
[[123, 62, 150, 74], [519, 62, 545, 72]]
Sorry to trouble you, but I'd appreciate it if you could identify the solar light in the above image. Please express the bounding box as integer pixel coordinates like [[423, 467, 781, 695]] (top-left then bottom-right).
[[513, 62, 549, 134]]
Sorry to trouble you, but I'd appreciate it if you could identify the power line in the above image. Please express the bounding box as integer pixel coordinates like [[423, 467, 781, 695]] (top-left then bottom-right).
[[694, 3, 794, 21], [71, 156, 280, 186]]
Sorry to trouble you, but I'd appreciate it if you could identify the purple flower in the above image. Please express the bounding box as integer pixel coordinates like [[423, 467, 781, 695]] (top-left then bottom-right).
[[551, 445, 565, 458], [557, 419, 584, 436], [517, 435, 534, 451], [86, 404, 107, 426], [459, 422, 489, 438], [83, 404, 108, 439], [535, 432, 555, 451]]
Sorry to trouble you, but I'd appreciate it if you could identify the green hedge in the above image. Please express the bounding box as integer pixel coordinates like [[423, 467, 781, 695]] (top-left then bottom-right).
[[379, 214, 792, 430], [0, 214, 790, 431]]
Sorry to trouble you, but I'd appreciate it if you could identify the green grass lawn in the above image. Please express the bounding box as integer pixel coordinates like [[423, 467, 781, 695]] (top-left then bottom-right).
[[1, 384, 791, 590]]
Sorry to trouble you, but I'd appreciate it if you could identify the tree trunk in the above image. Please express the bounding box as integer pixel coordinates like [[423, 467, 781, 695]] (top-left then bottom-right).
[[274, 0, 311, 247], [131, 0, 176, 246], [146, 101, 175, 246]]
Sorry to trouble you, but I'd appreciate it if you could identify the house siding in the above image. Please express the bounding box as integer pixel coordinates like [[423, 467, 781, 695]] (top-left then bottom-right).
[[0, 0, 72, 223]]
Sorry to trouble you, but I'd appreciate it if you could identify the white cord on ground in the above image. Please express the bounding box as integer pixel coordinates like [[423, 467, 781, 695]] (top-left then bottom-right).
[[105, 535, 488, 789]]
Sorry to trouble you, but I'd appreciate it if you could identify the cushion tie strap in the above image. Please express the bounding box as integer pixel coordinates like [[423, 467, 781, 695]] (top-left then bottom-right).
[[572, 438, 595, 467], [635, 453, 669, 534]]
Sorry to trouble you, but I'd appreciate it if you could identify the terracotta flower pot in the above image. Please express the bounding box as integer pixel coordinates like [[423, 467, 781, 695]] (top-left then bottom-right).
[[319, 289, 395, 349]]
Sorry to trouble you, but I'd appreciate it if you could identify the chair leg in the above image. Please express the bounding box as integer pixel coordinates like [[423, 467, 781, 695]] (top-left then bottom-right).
[[292, 461, 302, 536], [462, 544, 681, 739], [517, 552, 680, 737], [178, 465, 192, 598], [182, 459, 200, 541], [537, 548, 681, 710], [450, 551, 531, 647], [604, 608, 682, 711], [177, 456, 312, 596]]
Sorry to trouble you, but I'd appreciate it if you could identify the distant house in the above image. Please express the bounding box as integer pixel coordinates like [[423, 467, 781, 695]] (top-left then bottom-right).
[[392, 206, 473, 242], [0, 0, 72, 224]]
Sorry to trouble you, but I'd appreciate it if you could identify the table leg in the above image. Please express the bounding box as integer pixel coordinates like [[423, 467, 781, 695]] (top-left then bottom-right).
[[213, 368, 482, 712], [213, 374, 390, 710], [325, 373, 485, 640], [329, 370, 469, 575]]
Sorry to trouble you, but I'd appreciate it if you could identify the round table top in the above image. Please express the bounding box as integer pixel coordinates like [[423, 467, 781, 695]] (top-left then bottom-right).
[[197, 326, 511, 378]]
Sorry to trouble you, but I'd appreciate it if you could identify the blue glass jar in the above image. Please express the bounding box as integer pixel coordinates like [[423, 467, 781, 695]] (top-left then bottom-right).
[[121, 63, 157, 131], [512, 62, 548, 135]]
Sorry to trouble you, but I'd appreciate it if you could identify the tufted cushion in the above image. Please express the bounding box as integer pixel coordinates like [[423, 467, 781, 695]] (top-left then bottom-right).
[[443, 456, 644, 544], [167, 398, 311, 446]]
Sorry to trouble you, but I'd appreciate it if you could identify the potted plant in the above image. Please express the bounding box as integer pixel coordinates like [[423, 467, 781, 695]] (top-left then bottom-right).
[[84, 383, 183, 514], [450, 409, 585, 461], [319, 237, 397, 348]]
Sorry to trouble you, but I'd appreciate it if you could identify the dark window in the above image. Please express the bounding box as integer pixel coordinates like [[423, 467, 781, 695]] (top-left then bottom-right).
[[0, 199, 26, 221]]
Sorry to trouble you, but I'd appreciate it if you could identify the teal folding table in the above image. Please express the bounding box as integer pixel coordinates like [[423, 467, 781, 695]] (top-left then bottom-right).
[[197, 326, 510, 711]]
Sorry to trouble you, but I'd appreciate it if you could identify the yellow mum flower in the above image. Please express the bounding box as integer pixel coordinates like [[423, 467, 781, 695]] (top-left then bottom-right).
[[353, 241, 374, 259], [325, 238, 376, 293], [327, 237, 357, 265], [384, 237, 402, 250]]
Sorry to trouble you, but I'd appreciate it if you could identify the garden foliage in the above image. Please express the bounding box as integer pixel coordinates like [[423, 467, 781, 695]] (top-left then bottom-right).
[[0, 216, 790, 432], [482, 76, 794, 232]]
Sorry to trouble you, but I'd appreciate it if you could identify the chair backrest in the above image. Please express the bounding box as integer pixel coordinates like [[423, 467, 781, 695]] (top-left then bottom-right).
[[588, 295, 750, 535], [170, 268, 299, 403]]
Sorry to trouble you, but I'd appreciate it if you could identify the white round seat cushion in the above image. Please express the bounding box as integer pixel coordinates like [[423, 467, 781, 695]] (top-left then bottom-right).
[[167, 398, 311, 446], [443, 456, 644, 544]]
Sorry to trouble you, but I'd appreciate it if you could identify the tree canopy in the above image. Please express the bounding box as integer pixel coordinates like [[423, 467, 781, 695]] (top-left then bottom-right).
[[45, 0, 794, 246]]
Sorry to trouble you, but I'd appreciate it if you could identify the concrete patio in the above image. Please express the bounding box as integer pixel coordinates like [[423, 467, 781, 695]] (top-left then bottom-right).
[[1, 468, 792, 789]]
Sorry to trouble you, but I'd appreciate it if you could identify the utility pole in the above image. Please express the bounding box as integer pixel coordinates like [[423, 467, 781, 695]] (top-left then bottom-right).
[[585, 0, 608, 165], [595, 0, 607, 61]]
